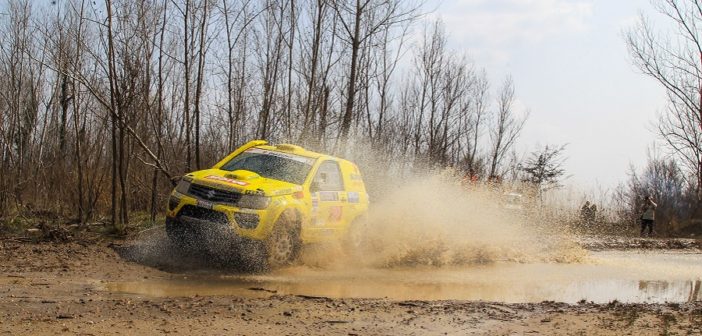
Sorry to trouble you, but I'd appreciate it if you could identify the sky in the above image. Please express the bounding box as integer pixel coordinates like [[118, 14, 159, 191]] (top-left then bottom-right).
[[426, 0, 668, 192]]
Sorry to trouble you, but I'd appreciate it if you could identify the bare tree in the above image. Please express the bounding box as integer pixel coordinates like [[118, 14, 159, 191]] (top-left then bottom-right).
[[298, 0, 331, 144], [193, 0, 212, 169], [0, 0, 542, 232], [0, 0, 45, 214], [465, 70, 489, 174], [333, 0, 421, 150], [488, 77, 527, 178], [613, 149, 691, 235], [217, 0, 257, 151], [255, 0, 287, 140], [371, 20, 408, 145], [625, 0, 702, 199], [104, 0, 121, 227], [409, 20, 445, 160]]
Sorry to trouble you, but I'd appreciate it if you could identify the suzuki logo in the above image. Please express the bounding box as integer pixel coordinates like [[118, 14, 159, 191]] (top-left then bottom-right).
[[206, 190, 216, 199]]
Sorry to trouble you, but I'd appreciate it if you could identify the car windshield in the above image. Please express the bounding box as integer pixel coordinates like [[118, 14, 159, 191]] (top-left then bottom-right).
[[220, 148, 314, 185]]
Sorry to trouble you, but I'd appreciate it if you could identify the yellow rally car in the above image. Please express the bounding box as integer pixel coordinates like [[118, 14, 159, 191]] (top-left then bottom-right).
[[165, 140, 369, 266]]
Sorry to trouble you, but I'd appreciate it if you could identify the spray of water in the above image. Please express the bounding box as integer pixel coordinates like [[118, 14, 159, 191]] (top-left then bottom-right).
[[343, 171, 587, 268], [294, 168, 587, 270]]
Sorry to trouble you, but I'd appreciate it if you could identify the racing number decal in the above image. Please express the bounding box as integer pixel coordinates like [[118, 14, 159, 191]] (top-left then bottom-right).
[[328, 206, 343, 221], [318, 191, 339, 202], [347, 192, 359, 203], [311, 161, 345, 229]]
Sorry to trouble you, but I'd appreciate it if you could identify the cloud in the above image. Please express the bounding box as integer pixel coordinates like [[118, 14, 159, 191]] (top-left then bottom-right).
[[430, 0, 594, 48]]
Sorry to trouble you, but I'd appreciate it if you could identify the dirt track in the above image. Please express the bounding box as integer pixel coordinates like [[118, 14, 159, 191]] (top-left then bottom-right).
[[2, 235, 702, 335]]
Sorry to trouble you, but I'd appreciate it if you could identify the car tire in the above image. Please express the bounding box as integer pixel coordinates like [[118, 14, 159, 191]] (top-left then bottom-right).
[[265, 213, 300, 268]]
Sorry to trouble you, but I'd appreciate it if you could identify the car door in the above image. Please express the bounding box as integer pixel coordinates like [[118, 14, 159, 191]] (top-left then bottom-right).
[[309, 160, 346, 239]]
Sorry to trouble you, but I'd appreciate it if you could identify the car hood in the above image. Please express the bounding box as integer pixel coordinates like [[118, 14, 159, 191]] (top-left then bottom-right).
[[185, 169, 302, 197]]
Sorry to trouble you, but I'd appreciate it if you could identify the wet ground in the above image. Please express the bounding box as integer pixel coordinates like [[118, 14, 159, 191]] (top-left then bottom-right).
[[105, 229, 702, 304], [2, 232, 702, 335], [108, 250, 702, 304]]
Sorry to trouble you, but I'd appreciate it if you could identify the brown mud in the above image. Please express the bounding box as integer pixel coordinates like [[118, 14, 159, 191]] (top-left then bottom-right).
[[2, 234, 702, 335], [576, 235, 702, 250]]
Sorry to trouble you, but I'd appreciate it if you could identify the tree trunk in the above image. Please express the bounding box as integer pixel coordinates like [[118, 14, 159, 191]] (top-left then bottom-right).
[[194, 0, 208, 169], [105, 0, 119, 230], [339, 0, 363, 148]]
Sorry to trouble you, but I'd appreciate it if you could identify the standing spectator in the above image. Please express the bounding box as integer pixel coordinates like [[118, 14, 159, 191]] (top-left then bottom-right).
[[580, 201, 592, 224], [640, 195, 657, 237], [589, 203, 598, 223]]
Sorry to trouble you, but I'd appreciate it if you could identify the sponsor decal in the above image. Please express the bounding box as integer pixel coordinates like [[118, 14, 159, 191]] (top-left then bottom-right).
[[205, 175, 248, 186], [244, 189, 266, 196], [311, 198, 319, 210], [198, 180, 239, 192], [197, 199, 214, 209], [319, 191, 339, 202], [320, 228, 334, 236], [272, 188, 292, 196], [328, 206, 343, 221], [350, 173, 362, 181], [347, 192, 360, 203]]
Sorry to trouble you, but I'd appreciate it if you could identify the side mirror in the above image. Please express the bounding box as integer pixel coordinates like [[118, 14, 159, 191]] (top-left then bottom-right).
[[310, 181, 320, 193]]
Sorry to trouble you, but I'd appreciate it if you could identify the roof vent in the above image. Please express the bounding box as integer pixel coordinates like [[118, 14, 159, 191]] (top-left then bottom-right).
[[276, 144, 303, 152]]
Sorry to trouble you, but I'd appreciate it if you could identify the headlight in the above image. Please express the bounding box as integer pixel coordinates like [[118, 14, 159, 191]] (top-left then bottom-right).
[[237, 195, 271, 209], [168, 196, 181, 211], [175, 179, 191, 194]]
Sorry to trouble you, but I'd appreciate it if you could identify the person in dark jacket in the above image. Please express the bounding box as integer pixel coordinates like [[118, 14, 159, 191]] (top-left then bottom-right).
[[640, 195, 657, 237], [580, 201, 592, 224]]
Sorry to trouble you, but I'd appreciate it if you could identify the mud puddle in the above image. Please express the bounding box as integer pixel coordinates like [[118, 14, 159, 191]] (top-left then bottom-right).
[[107, 250, 702, 304]]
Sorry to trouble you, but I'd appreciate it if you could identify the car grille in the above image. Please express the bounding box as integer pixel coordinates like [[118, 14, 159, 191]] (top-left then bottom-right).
[[177, 205, 229, 225], [188, 183, 242, 205]]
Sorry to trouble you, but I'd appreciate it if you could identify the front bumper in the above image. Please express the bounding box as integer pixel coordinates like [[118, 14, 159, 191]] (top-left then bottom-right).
[[167, 192, 278, 241], [166, 215, 267, 252], [167, 215, 236, 241]]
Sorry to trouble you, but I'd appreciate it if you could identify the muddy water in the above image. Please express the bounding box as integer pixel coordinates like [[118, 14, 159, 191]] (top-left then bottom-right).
[[108, 250, 702, 304]]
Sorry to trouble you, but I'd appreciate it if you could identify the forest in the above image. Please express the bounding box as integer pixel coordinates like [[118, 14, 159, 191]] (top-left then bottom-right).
[[1, 0, 700, 237], [0, 0, 532, 229]]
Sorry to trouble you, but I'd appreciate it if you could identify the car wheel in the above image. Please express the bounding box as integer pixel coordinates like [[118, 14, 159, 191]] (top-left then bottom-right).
[[266, 215, 300, 268]]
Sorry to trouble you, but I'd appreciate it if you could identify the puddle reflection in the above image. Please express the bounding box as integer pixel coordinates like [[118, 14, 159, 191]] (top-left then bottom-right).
[[107, 251, 702, 304], [107, 277, 702, 304]]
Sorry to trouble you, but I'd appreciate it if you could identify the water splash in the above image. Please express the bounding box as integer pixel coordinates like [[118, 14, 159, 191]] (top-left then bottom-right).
[[352, 172, 587, 267]]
